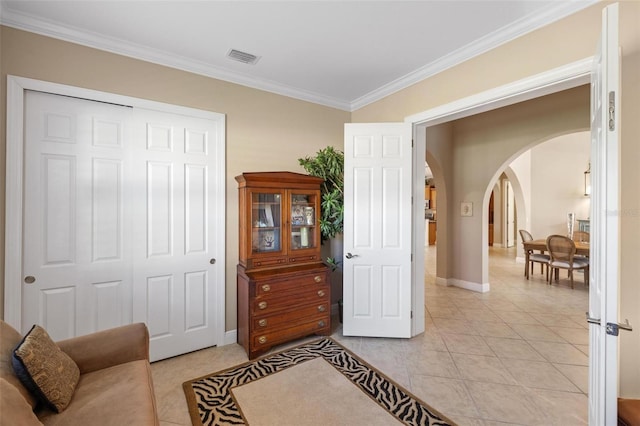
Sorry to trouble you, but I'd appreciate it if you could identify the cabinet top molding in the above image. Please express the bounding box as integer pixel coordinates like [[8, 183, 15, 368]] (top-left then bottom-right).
[[236, 171, 324, 188]]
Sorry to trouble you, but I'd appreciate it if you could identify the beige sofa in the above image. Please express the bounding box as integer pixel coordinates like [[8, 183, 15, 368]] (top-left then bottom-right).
[[1, 320, 159, 425]]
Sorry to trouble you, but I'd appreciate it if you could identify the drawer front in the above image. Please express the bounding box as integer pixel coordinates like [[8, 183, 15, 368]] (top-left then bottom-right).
[[248, 256, 287, 269], [252, 304, 329, 331], [288, 254, 319, 264], [252, 317, 330, 349], [255, 273, 327, 297], [252, 295, 329, 316]]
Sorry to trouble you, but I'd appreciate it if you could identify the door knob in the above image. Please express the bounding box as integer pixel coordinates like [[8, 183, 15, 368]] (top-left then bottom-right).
[[209, 258, 216, 264], [24, 276, 36, 284], [345, 253, 358, 259]]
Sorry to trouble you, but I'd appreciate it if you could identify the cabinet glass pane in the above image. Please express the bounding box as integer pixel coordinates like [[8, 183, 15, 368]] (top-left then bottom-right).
[[251, 192, 281, 253], [290, 193, 317, 251]]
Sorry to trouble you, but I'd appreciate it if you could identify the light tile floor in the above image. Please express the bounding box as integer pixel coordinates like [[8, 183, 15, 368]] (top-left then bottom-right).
[[152, 246, 589, 425]]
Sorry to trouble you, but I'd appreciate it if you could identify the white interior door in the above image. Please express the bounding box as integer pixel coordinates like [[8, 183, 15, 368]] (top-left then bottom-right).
[[131, 108, 221, 361], [23, 91, 134, 340], [504, 180, 515, 248], [343, 123, 413, 337], [588, 3, 620, 424], [20, 89, 224, 361]]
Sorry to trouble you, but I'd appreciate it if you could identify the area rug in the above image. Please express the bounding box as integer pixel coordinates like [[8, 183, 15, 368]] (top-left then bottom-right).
[[182, 338, 454, 426]]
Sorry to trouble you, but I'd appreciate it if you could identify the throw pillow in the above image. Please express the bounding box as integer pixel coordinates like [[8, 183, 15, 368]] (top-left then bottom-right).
[[12, 325, 80, 413]]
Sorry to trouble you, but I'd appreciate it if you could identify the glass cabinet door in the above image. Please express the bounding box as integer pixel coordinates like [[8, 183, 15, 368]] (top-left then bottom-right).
[[290, 193, 317, 251], [251, 192, 282, 254]]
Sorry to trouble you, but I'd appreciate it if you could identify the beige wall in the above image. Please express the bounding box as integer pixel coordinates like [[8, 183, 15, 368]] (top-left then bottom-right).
[[354, 0, 640, 397], [0, 26, 350, 331], [450, 86, 589, 285], [505, 133, 590, 257], [425, 123, 453, 279], [530, 132, 591, 238]]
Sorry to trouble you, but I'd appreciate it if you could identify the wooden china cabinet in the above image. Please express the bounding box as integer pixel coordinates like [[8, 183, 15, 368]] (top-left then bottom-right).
[[235, 172, 331, 359]]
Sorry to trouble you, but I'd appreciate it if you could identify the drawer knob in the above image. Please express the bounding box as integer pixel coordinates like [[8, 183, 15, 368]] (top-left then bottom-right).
[[261, 284, 271, 292], [258, 319, 267, 327], [317, 290, 325, 297], [318, 320, 326, 328], [314, 276, 322, 283], [258, 336, 267, 344], [317, 305, 326, 312], [258, 301, 268, 310]]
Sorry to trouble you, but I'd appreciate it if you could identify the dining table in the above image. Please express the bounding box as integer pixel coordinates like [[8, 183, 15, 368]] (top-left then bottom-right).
[[522, 238, 590, 281], [523, 238, 590, 256]]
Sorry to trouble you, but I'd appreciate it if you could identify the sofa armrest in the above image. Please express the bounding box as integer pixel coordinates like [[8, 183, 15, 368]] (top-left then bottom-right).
[[56, 323, 150, 374]]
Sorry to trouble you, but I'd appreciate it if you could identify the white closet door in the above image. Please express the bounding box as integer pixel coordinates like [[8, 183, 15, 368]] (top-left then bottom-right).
[[131, 108, 222, 361], [23, 91, 134, 339], [22, 91, 223, 361]]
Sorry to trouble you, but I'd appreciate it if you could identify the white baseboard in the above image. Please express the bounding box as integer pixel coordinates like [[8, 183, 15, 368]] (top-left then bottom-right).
[[223, 329, 237, 346], [516, 256, 526, 264], [448, 278, 490, 293], [435, 277, 449, 287], [434, 276, 489, 293], [493, 243, 504, 248]]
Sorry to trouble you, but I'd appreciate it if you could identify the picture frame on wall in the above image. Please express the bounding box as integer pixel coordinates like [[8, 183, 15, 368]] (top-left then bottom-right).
[[461, 202, 473, 217]]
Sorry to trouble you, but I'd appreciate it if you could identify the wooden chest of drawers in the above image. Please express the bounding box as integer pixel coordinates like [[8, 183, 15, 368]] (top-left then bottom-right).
[[237, 263, 331, 359]]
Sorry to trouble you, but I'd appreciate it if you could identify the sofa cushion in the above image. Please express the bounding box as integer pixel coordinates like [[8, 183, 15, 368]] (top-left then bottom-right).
[[1, 320, 38, 409], [12, 325, 80, 413], [0, 377, 43, 426], [37, 360, 158, 426]]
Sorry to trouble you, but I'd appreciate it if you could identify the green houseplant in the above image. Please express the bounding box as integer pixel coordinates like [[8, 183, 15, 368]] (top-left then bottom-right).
[[298, 146, 344, 242], [299, 146, 345, 321]]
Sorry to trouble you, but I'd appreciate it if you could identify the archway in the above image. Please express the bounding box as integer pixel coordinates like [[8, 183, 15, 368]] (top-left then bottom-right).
[[482, 131, 591, 286]]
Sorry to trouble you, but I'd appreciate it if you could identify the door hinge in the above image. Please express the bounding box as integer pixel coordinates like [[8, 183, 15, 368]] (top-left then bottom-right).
[[609, 91, 615, 131], [411, 310, 413, 319]]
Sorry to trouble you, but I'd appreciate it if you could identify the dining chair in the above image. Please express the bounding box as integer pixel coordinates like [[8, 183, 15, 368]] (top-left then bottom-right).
[[572, 230, 590, 262], [572, 231, 590, 243], [519, 229, 550, 280], [546, 234, 589, 289]]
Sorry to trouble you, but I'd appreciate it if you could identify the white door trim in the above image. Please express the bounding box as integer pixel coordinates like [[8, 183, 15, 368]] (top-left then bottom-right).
[[4, 75, 227, 346], [405, 57, 592, 127], [406, 58, 592, 338]]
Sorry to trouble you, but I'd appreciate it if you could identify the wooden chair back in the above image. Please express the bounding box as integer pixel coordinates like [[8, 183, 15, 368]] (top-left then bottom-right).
[[519, 229, 533, 243], [573, 231, 590, 243], [546, 234, 577, 263]]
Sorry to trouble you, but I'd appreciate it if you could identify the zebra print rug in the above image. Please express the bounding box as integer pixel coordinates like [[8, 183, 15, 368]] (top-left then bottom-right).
[[182, 338, 454, 425]]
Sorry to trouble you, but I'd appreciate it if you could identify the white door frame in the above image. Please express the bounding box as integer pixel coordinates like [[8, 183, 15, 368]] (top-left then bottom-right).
[[4, 75, 227, 346], [405, 58, 592, 336], [503, 180, 515, 248]]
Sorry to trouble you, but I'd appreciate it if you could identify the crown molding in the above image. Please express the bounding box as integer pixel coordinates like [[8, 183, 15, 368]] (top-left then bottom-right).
[[1, 1, 598, 113], [350, 0, 600, 111], [0, 7, 352, 111]]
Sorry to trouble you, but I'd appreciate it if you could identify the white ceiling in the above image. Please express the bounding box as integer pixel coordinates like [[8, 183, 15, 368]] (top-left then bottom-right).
[[0, 1, 596, 111]]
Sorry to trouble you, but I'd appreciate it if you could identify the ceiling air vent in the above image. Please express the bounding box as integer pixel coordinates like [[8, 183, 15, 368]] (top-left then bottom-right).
[[227, 49, 261, 65]]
